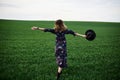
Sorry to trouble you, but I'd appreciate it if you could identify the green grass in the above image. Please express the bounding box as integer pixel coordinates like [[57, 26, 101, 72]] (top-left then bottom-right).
[[0, 19, 120, 80]]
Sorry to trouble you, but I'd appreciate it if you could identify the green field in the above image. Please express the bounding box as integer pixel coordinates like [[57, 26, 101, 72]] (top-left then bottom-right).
[[0, 19, 120, 80]]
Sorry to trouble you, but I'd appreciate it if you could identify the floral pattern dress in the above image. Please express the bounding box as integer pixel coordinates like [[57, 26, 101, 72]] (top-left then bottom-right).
[[44, 29, 75, 68]]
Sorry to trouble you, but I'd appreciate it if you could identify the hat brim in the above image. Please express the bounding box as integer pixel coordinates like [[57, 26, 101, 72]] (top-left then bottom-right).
[[85, 29, 96, 41]]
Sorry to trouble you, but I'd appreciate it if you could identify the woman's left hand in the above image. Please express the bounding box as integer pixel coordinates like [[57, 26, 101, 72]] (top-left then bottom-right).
[[31, 26, 38, 30]]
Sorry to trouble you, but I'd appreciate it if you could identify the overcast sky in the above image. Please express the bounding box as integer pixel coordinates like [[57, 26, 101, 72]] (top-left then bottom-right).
[[0, 0, 120, 22]]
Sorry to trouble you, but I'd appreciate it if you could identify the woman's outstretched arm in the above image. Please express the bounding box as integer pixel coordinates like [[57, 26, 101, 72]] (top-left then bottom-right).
[[31, 26, 45, 31], [75, 33, 86, 38]]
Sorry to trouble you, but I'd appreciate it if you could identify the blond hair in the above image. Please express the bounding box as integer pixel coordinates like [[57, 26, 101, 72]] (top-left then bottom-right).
[[54, 19, 67, 32]]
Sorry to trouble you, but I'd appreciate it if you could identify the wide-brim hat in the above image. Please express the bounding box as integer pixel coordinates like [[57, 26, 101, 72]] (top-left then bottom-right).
[[85, 29, 96, 41]]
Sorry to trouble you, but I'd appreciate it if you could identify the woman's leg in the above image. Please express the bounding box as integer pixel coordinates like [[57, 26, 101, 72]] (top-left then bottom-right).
[[56, 67, 62, 80], [58, 66, 62, 73]]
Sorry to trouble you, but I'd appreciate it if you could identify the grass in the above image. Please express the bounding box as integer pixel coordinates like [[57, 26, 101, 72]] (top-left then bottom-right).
[[0, 19, 120, 80]]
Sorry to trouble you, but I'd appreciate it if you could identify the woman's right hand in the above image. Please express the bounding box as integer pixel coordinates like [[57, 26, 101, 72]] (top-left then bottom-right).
[[31, 26, 38, 30]]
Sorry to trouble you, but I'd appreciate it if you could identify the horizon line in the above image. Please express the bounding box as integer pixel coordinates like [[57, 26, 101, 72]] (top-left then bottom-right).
[[0, 18, 120, 23]]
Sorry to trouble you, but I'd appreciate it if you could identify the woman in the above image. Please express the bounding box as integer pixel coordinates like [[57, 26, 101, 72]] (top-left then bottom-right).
[[31, 19, 86, 80]]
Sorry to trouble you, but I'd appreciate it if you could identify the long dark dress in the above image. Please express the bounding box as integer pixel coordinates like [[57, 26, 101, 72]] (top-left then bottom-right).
[[44, 29, 75, 68]]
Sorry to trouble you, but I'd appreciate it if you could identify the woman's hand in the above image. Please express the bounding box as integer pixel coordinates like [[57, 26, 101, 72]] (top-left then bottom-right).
[[31, 26, 38, 30], [81, 35, 87, 38], [31, 26, 45, 31]]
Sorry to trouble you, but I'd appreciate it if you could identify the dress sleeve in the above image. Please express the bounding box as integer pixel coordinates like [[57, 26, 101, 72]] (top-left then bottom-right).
[[44, 28, 55, 34], [65, 30, 76, 36]]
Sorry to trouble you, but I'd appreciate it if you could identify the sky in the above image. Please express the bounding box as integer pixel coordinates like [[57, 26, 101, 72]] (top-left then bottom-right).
[[0, 0, 120, 22]]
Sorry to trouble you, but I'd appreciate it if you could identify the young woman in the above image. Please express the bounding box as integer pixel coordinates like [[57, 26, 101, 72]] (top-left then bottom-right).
[[31, 19, 86, 80]]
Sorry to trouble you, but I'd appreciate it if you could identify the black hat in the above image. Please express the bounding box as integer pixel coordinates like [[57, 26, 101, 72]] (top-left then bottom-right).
[[85, 29, 96, 41]]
